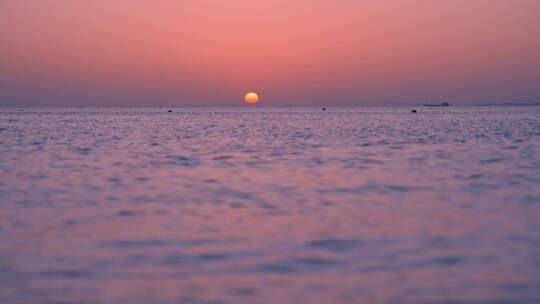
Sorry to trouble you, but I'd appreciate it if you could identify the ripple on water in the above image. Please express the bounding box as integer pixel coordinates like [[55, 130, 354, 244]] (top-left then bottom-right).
[[151, 155, 201, 168], [98, 239, 221, 250], [37, 269, 91, 279], [306, 238, 360, 252]]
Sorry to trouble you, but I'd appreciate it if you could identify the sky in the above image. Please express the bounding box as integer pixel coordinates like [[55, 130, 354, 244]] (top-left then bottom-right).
[[1, 0, 539, 106]]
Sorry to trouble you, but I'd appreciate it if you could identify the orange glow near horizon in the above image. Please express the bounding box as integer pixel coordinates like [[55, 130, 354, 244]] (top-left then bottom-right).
[[0, 0, 539, 106]]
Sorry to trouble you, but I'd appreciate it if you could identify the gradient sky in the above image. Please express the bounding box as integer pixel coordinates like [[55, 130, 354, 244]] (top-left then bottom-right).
[[1, 0, 539, 106]]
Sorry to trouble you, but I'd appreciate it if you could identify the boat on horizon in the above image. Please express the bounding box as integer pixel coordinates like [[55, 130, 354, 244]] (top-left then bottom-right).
[[424, 102, 450, 107]]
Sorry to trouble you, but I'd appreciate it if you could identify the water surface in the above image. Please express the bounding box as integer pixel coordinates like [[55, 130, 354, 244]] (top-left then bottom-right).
[[1, 107, 540, 303]]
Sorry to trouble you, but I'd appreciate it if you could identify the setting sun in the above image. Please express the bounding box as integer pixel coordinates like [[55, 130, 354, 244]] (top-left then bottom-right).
[[244, 92, 259, 104]]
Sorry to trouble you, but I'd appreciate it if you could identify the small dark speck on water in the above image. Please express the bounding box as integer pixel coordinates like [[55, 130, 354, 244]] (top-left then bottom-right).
[[322, 107, 326, 111], [168, 110, 173, 113], [412, 109, 417, 113]]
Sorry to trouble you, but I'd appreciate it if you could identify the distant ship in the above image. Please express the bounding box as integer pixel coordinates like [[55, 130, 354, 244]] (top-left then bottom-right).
[[424, 102, 450, 107]]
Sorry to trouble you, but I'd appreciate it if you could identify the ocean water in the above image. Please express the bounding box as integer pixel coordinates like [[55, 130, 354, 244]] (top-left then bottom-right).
[[1, 106, 539, 304]]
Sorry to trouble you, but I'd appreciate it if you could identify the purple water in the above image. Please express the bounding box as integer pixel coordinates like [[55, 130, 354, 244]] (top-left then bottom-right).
[[1, 107, 539, 303]]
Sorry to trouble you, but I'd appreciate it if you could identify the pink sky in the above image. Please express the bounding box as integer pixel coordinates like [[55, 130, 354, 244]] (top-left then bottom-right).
[[1, 0, 539, 106]]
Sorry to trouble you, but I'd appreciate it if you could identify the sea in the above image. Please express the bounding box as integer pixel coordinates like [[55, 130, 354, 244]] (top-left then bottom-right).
[[1, 106, 539, 304]]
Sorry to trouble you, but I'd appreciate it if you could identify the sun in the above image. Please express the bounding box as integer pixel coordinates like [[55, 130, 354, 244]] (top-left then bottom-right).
[[244, 92, 259, 104]]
